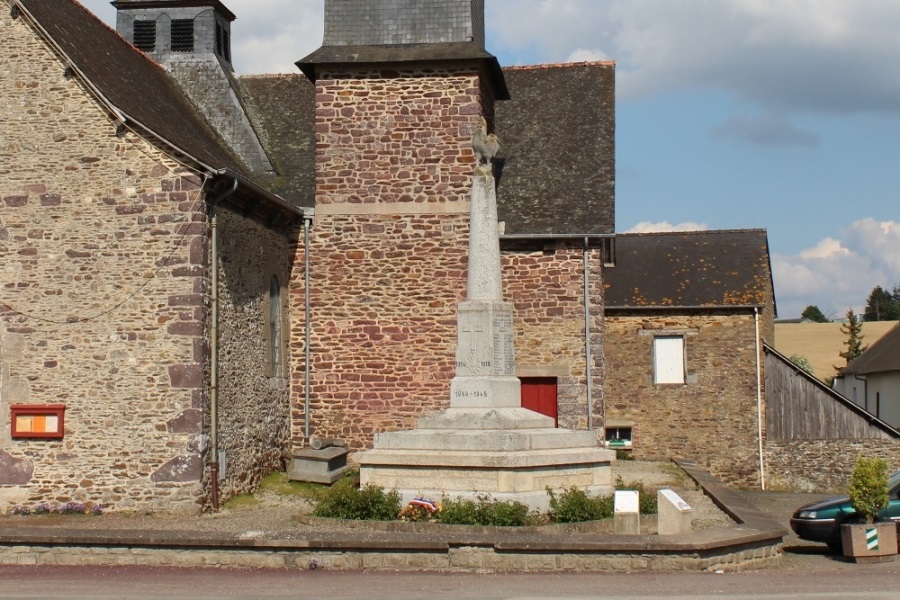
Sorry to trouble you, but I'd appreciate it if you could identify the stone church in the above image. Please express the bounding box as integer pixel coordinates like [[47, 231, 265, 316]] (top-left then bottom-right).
[[0, 0, 774, 512]]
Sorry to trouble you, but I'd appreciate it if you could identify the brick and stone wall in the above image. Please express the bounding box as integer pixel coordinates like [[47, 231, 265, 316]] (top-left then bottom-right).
[[604, 311, 764, 487], [214, 207, 296, 502], [0, 8, 208, 511], [503, 244, 605, 431], [291, 65, 556, 448], [291, 213, 469, 449]]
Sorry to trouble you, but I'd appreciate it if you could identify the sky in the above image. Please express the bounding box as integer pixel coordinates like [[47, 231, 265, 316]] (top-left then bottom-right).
[[79, 0, 900, 320]]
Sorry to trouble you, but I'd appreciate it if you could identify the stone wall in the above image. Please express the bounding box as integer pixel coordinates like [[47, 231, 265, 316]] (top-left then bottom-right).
[[0, 8, 208, 511], [215, 207, 296, 502], [289, 66, 485, 449], [604, 311, 764, 487], [291, 212, 469, 449], [765, 439, 900, 493], [503, 244, 604, 430]]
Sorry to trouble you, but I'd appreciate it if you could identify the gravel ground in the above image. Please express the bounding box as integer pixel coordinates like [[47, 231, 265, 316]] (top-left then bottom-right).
[[0, 460, 736, 536]]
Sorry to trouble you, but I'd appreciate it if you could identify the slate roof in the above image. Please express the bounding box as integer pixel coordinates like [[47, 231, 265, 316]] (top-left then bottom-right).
[[495, 63, 615, 235], [604, 230, 775, 310], [18, 0, 245, 174], [841, 323, 900, 376], [238, 75, 316, 206]]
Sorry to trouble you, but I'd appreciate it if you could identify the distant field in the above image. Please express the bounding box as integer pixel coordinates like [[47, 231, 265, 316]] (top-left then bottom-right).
[[773, 321, 898, 382]]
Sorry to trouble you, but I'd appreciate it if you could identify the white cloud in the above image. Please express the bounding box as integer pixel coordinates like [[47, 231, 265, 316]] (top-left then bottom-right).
[[773, 219, 900, 318], [624, 221, 709, 233], [487, 0, 900, 114]]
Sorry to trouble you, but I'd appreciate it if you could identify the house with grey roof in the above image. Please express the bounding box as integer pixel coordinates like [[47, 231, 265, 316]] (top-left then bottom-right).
[[602, 230, 776, 487], [834, 323, 900, 428], [1, 0, 786, 511]]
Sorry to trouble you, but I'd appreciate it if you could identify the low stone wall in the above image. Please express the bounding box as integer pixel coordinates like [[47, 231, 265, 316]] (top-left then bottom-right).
[[0, 537, 782, 573], [765, 439, 900, 493]]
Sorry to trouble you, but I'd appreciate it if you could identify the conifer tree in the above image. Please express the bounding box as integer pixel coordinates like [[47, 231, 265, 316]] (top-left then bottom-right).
[[836, 308, 867, 371]]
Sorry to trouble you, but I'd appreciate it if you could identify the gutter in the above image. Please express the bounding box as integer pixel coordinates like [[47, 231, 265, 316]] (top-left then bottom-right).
[[606, 304, 766, 311]]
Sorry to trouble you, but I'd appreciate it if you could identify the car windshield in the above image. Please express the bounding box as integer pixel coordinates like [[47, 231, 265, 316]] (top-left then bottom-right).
[[890, 471, 900, 491]]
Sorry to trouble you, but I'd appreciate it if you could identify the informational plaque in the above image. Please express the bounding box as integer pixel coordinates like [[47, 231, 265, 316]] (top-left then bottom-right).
[[11, 404, 66, 439]]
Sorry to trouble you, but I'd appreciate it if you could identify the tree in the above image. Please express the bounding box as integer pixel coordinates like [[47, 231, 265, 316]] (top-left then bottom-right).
[[789, 354, 815, 376], [836, 308, 867, 370], [864, 286, 899, 321], [801, 305, 829, 323]]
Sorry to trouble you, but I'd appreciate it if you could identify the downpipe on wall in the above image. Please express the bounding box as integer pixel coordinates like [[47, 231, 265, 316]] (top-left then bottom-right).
[[755, 307, 765, 491], [583, 238, 593, 431], [208, 177, 238, 511], [304, 215, 312, 442]]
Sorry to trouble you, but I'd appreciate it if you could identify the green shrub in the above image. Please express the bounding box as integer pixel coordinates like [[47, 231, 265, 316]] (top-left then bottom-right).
[[438, 495, 532, 526], [848, 455, 889, 523], [312, 483, 400, 521], [547, 486, 614, 523]]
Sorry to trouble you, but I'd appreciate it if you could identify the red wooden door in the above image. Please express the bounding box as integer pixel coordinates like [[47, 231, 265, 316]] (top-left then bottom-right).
[[520, 377, 558, 426]]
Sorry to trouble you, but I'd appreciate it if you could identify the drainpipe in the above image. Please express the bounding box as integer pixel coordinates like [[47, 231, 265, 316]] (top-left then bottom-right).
[[754, 307, 765, 491], [209, 177, 238, 511], [583, 237, 593, 431], [303, 215, 313, 442], [854, 374, 868, 413]]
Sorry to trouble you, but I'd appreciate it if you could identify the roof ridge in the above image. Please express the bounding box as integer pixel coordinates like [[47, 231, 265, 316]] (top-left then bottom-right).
[[618, 228, 767, 238], [503, 60, 616, 71]]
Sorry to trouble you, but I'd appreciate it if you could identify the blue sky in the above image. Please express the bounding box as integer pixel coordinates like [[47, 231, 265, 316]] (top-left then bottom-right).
[[79, 0, 900, 320]]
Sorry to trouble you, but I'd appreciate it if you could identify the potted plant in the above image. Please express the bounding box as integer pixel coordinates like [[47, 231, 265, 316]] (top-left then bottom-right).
[[842, 455, 897, 562]]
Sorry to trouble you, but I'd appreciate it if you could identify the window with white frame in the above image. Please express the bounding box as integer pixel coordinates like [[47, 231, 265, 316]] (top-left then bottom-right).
[[653, 335, 685, 384]]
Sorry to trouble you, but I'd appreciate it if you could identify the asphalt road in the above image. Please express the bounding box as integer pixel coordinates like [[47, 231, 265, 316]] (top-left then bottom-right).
[[0, 564, 898, 599]]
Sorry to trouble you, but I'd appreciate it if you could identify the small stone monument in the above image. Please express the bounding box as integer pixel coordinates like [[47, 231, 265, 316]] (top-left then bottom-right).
[[287, 439, 350, 484], [657, 488, 693, 535], [614, 490, 641, 534], [357, 135, 614, 510]]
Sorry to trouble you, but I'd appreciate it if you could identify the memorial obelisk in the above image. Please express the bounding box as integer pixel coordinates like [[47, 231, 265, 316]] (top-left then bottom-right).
[[358, 135, 614, 510]]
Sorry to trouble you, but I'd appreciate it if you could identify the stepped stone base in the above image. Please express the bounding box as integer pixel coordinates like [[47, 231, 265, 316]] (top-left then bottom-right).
[[358, 421, 615, 511]]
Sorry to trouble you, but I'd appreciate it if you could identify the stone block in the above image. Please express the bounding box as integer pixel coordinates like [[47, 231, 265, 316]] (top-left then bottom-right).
[[287, 447, 350, 484], [657, 488, 692, 535], [614, 490, 640, 534]]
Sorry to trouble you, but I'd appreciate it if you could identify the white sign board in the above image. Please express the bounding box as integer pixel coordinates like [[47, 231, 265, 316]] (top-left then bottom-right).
[[660, 488, 692, 512], [614, 490, 639, 514]]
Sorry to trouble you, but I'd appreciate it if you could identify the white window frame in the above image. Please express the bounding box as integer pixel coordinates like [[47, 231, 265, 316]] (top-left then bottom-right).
[[653, 335, 685, 385]]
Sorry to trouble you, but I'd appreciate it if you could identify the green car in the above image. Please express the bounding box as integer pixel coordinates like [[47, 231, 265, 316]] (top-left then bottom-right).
[[790, 470, 900, 551]]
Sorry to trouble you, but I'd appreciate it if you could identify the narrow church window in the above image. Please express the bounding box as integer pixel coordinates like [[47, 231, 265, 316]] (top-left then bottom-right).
[[133, 20, 156, 52], [170, 19, 195, 53], [653, 336, 685, 384], [268, 276, 282, 377]]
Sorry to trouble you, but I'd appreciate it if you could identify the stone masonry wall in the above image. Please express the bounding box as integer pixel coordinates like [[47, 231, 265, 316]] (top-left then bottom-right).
[[291, 213, 469, 450], [215, 207, 295, 502], [313, 67, 484, 207], [604, 311, 763, 487], [765, 439, 900, 493], [0, 9, 207, 512], [503, 244, 605, 431], [289, 66, 486, 450]]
